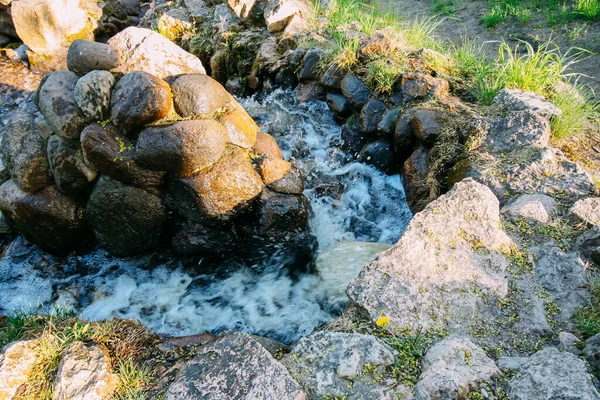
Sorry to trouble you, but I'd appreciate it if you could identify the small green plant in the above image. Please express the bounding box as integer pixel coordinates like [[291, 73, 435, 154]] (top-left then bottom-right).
[[575, 0, 600, 20], [385, 331, 433, 386], [115, 358, 154, 400], [575, 273, 600, 338]]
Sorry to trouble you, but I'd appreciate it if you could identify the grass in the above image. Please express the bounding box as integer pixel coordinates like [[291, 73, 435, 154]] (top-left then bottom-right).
[[575, 273, 600, 339]]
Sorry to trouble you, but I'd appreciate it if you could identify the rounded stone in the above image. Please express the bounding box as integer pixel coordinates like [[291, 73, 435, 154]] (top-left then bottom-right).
[[341, 75, 370, 111], [217, 103, 259, 148], [74, 70, 115, 121], [47, 135, 97, 195], [169, 73, 233, 118], [253, 132, 284, 159], [67, 39, 120, 75]]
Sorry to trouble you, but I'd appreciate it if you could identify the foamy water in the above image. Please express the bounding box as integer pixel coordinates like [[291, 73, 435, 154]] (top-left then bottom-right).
[[0, 90, 412, 343]]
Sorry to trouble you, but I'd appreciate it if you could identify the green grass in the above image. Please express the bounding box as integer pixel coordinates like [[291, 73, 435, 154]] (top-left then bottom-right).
[[576, 273, 600, 339], [575, 0, 600, 19]]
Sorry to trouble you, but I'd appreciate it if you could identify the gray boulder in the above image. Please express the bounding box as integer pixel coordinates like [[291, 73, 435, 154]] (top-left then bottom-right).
[[86, 176, 166, 256], [0, 111, 51, 193], [483, 111, 551, 152], [110, 71, 173, 131], [47, 135, 97, 195], [509, 347, 599, 400], [494, 88, 562, 118], [359, 140, 395, 173], [569, 197, 600, 227], [501, 194, 558, 224], [169, 74, 233, 118], [326, 93, 351, 117], [166, 332, 305, 400], [584, 333, 600, 372], [347, 178, 513, 334], [38, 70, 89, 139], [74, 70, 115, 121], [282, 331, 403, 400], [498, 356, 529, 371], [66, 39, 120, 75], [415, 336, 500, 400], [558, 331, 581, 354]]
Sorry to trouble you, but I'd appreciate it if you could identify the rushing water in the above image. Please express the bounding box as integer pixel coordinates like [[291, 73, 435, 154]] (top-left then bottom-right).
[[0, 90, 412, 343]]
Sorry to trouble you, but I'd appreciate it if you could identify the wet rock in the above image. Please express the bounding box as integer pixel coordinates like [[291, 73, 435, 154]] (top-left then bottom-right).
[[169, 73, 233, 118], [0, 180, 86, 254], [484, 111, 551, 152], [320, 64, 344, 89], [217, 102, 259, 148], [313, 182, 344, 198], [494, 88, 561, 118], [228, 0, 260, 20], [38, 70, 88, 139], [509, 347, 599, 400], [569, 197, 600, 227], [47, 135, 96, 195], [294, 81, 325, 103], [135, 120, 227, 176], [282, 331, 401, 399], [110, 71, 173, 131], [251, 36, 278, 79], [341, 117, 368, 156], [66, 39, 120, 75], [166, 331, 305, 400], [264, 0, 310, 32], [108, 27, 206, 78], [74, 70, 115, 121], [391, 72, 449, 104], [358, 140, 395, 174], [359, 99, 387, 134], [253, 132, 284, 159], [415, 336, 500, 400], [298, 48, 322, 82], [347, 179, 513, 334], [81, 123, 166, 190], [341, 75, 370, 111], [171, 220, 236, 256], [258, 159, 303, 194], [1, 111, 51, 193], [53, 342, 120, 400], [401, 146, 428, 210], [583, 333, 600, 372], [394, 117, 415, 157], [166, 150, 263, 220], [501, 194, 558, 224], [268, 164, 303, 194], [325, 93, 351, 117], [410, 109, 443, 146], [378, 106, 401, 138], [86, 176, 166, 256], [0, 340, 40, 399]]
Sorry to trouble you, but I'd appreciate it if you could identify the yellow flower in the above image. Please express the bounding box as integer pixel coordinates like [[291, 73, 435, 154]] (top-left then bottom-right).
[[376, 316, 390, 327]]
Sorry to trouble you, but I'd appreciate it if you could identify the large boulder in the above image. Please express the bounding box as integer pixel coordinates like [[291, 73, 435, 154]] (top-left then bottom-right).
[[494, 88, 561, 118], [0, 340, 40, 399], [86, 176, 166, 256], [38, 70, 89, 139], [482, 111, 551, 152], [347, 178, 513, 334], [53, 342, 120, 400], [169, 74, 233, 118], [509, 347, 599, 400], [253, 132, 284, 159], [135, 120, 228, 176], [166, 332, 306, 400], [107, 27, 206, 79], [0, 180, 86, 254], [74, 70, 115, 121], [282, 331, 403, 400], [47, 135, 97, 195], [0, 111, 51, 193], [110, 71, 173, 131], [80, 123, 166, 190], [67, 39, 120, 76], [11, 0, 102, 71]]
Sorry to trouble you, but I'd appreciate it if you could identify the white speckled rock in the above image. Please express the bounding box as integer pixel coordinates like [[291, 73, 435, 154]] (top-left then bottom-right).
[[0, 340, 40, 399], [501, 194, 557, 224], [569, 197, 600, 227], [494, 88, 562, 118]]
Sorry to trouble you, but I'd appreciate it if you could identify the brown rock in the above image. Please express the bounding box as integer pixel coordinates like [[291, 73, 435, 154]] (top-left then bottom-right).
[[217, 103, 259, 148], [253, 132, 284, 159], [169, 73, 233, 118], [392, 72, 449, 104], [258, 158, 292, 185]]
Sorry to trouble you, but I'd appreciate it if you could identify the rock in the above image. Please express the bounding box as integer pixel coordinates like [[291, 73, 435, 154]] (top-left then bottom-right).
[[80, 123, 166, 190], [358, 140, 395, 174], [251, 36, 278, 79], [110, 71, 173, 131], [294, 81, 324, 103], [184, 0, 210, 19], [314, 182, 344, 198], [584, 333, 600, 372], [268, 164, 303, 194], [394, 117, 415, 157], [320, 64, 344, 89], [498, 356, 529, 371], [359, 30, 391, 59], [253, 132, 284, 159], [410, 109, 443, 146], [4, 44, 28, 64], [86, 176, 166, 256], [11, 0, 101, 71], [169, 73, 232, 118], [501, 194, 558, 224], [107, 27, 206, 79], [282, 331, 401, 399], [228, 0, 260, 20], [258, 158, 303, 194], [577, 226, 600, 266], [494, 88, 562, 118], [559, 331, 581, 354], [278, 15, 311, 52], [0, 5, 15, 38], [509, 347, 599, 400], [483, 111, 551, 152], [66, 39, 120, 75], [157, 8, 192, 41], [47, 135, 96, 195], [325, 93, 351, 117], [53, 342, 119, 400], [0, 180, 86, 254], [1, 111, 51, 193], [341, 75, 370, 111], [212, 4, 241, 33], [347, 178, 513, 334], [415, 336, 500, 400], [38, 70, 88, 139], [569, 197, 600, 227], [359, 99, 387, 134], [341, 117, 368, 156], [171, 220, 236, 256], [218, 102, 260, 148], [378, 106, 401, 138], [0, 33, 9, 47], [103, 0, 140, 20], [34, 115, 54, 139], [135, 120, 227, 176], [401, 146, 428, 210], [166, 150, 263, 220], [74, 70, 115, 121], [166, 331, 305, 400], [391, 72, 448, 104], [0, 340, 39, 399], [264, 0, 310, 32], [298, 48, 322, 82]]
